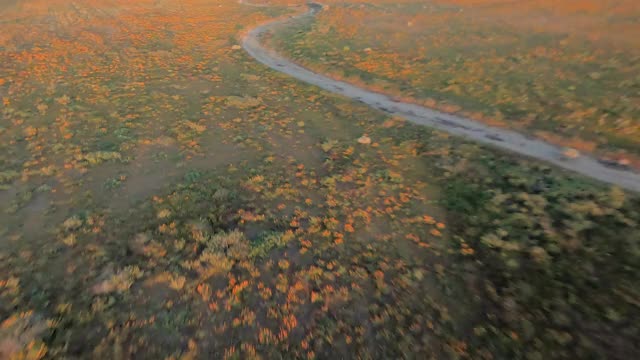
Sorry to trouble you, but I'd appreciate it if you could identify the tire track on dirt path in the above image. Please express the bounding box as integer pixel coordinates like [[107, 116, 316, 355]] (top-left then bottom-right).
[[241, 1, 640, 192]]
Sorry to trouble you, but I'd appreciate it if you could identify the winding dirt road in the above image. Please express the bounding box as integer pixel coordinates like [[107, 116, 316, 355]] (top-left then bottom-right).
[[241, 2, 640, 192]]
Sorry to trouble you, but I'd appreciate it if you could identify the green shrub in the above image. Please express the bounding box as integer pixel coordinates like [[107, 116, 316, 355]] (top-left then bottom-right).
[[443, 160, 640, 358]]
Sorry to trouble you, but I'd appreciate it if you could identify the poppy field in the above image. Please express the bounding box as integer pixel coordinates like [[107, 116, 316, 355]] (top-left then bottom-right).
[[0, 0, 639, 359], [271, 0, 640, 162]]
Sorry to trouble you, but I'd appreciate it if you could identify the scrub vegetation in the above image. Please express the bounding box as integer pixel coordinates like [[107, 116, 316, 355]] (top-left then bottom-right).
[[0, 0, 638, 359]]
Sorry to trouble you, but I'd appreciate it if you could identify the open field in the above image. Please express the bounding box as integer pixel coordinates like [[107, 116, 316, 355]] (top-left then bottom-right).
[[1, 0, 639, 359], [270, 0, 640, 161]]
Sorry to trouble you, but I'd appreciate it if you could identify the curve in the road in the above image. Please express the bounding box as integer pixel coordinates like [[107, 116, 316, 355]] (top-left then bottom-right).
[[241, 2, 640, 192]]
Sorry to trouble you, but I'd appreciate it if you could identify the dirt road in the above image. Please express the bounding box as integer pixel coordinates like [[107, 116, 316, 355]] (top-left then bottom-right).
[[241, 2, 640, 192]]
